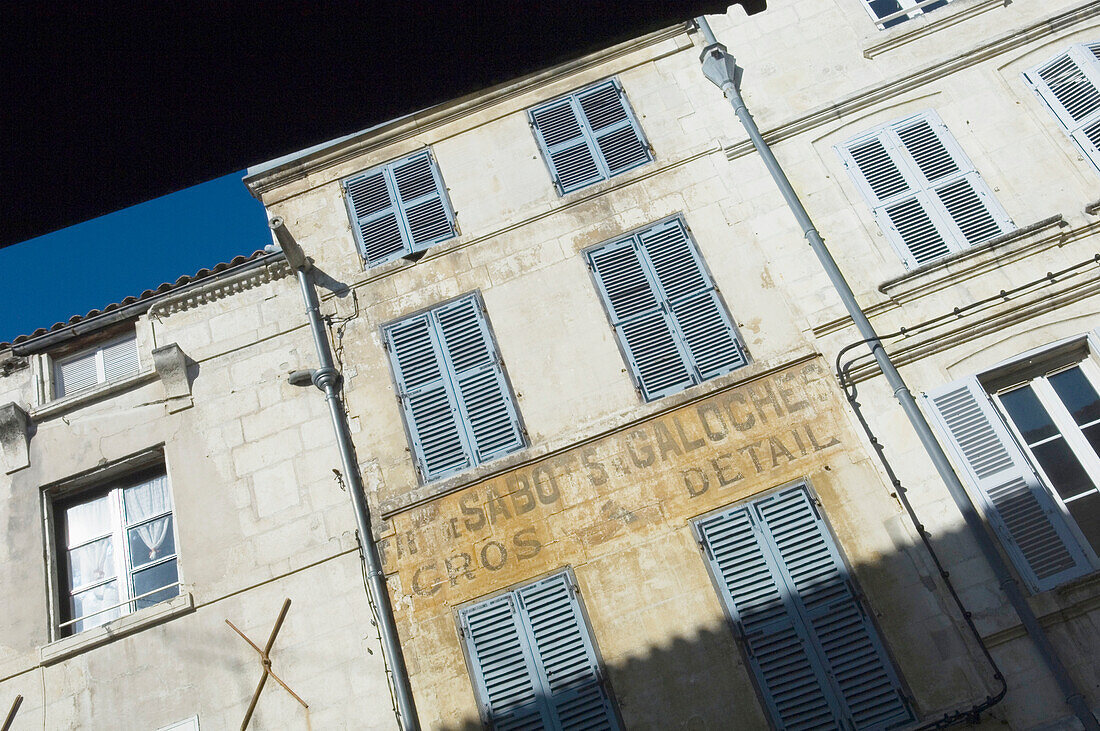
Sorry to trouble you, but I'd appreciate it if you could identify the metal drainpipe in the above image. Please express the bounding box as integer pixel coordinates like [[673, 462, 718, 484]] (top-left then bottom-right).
[[270, 218, 421, 731], [693, 16, 1099, 730]]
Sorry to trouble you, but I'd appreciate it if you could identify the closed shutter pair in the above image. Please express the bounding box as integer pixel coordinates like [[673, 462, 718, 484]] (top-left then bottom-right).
[[838, 110, 1013, 268], [697, 485, 914, 730], [529, 78, 652, 195], [1024, 42, 1100, 173], [343, 150, 456, 268], [586, 217, 747, 401], [384, 294, 524, 482], [459, 572, 620, 730], [925, 378, 1094, 592]]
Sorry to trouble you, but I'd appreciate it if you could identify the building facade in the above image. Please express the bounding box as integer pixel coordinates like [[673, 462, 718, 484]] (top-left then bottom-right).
[[3, 0, 1100, 728]]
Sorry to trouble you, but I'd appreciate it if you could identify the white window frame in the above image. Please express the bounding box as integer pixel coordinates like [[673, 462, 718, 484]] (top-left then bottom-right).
[[55, 469, 182, 636], [1023, 42, 1100, 175], [51, 332, 141, 399], [837, 109, 1014, 269], [986, 344, 1100, 570], [858, 0, 955, 30]]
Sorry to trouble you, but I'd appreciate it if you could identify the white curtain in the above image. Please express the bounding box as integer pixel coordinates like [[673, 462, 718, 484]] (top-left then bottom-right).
[[123, 475, 172, 561]]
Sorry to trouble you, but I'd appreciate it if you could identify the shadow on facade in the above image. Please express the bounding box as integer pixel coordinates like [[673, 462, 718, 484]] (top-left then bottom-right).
[[422, 514, 1080, 730]]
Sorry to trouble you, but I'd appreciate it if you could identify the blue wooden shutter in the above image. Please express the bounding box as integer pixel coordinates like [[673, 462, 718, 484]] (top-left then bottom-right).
[[345, 150, 455, 267], [345, 168, 408, 267], [587, 218, 746, 401], [588, 235, 695, 400], [434, 296, 525, 464], [697, 486, 913, 730], [1024, 43, 1100, 173], [575, 80, 651, 179], [516, 573, 619, 730], [925, 378, 1092, 591], [461, 573, 620, 730], [638, 220, 746, 381], [385, 313, 473, 481], [391, 151, 456, 249], [530, 96, 603, 194], [530, 79, 651, 195], [460, 593, 550, 728]]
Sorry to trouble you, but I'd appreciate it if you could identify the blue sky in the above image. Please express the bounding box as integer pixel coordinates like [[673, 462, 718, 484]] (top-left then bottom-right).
[[0, 172, 271, 344]]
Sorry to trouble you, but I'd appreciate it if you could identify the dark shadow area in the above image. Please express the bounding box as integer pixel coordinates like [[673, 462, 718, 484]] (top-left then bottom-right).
[[421, 511, 1100, 730], [1, 1, 767, 247]]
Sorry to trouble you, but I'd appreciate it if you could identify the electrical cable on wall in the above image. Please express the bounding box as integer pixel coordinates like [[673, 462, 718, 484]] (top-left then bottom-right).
[[835, 334, 1006, 728]]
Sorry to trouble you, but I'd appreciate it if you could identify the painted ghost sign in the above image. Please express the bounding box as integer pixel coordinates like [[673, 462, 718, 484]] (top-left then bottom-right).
[[380, 358, 845, 602]]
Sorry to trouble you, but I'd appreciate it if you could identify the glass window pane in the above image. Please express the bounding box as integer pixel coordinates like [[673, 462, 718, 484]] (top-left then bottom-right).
[[1049, 366, 1100, 427], [1031, 438, 1096, 501], [63, 493, 113, 547], [128, 516, 175, 568], [1066, 492, 1100, 557], [1000, 385, 1059, 444], [71, 580, 121, 632], [67, 536, 115, 591], [132, 560, 179, 610], [123, 474, 171, 524], [1083, 423, 1100, 459], [868, 0, 903, 20]]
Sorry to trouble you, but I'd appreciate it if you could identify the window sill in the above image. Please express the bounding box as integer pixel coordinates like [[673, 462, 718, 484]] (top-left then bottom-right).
[[38, 591, 194, 665], [877, 215, 1066, 302], [862, 0, 1011, 59], [32, 370, 157, 419]]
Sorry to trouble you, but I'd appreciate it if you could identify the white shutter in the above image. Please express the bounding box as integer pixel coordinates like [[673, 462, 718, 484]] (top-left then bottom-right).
[[925, 377, 1092, 591], [101, 335, 140, 382], [55, 350, 100, 397], [1024, 43, 1100, 173], [838, 110, 1013, 268]]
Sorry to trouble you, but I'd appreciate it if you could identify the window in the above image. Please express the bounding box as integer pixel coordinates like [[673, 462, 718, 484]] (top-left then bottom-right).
[[53, 333, 140, 398], [695, 485, 914, 730], [837, 110, 1013, 268], [383, 293, 525, 482], [926, 338, 1100, 591], [1023, 43, 1100, 174], [860, 0, 953, 30], [157, 718, 199, 731], [343, 149, 456, 268], [585, 216, 747, 401], [529, 78, 652, 195], [458, 571, 621, 729], [56, 469, 180, 635]]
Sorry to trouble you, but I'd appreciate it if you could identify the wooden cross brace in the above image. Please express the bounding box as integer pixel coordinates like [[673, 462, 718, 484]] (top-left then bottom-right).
[[1, 695, 22, 731], [226, 598, 308, 730]]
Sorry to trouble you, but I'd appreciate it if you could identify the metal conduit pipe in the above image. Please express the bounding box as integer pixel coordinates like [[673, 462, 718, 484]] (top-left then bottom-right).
[[270, 218, 421, 731], [692, 15, 1099, 730]]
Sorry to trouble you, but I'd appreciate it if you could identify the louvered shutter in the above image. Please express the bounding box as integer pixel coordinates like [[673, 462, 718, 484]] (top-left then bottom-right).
[[839, 111, 1012, 268], [530, 97, 603, 194], [435, 297, 524, 464], [345, 150, 455, 268], [588, 236, 695, 401], [1025, 43, 1100, 172], [517, 573, 619, 730], [391, 151, 456, 249], [460, 593, 550, 729], [638, 220, 746, 381], [576, 80, 651, 179], [925, 378, 1092, 591], [55, 350, 100, 397], [345, 168, 407, 267], [385, 313, 473, 481], [101, 335, 140, 382], [587, 219, 746, 401], [530, 79, 651, 195], [698, 487, 913, 730]]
